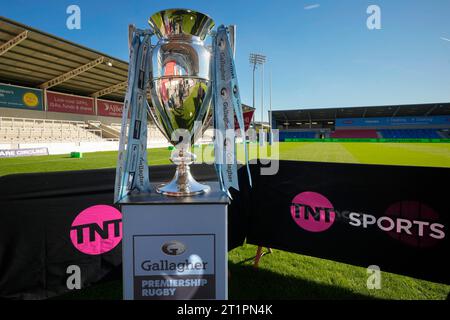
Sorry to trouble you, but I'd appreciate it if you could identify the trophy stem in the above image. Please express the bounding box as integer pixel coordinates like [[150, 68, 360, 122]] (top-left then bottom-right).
[[156, 148, 211, 196]]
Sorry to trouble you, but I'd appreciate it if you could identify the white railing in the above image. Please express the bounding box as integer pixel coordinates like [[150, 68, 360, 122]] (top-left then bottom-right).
[[0, 116, 85, 128], [107, 123, 169, 142], [0, 117, 213, 145], [0, 116, 102, 142]]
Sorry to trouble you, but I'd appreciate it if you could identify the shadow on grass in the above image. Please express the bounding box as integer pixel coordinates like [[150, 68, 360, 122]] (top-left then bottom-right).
[[53, 266, 123, 300], [228, 262, 376, 300], [54, 280, 123, 300], [55, 262, 376, 300]]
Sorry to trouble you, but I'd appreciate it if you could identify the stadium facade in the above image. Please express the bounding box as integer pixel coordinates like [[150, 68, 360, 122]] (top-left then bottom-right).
[[271, 103, 450, 141], [0, 17, 255, 155], [0, 17, 248, 154], [1, 16, 450, 155]]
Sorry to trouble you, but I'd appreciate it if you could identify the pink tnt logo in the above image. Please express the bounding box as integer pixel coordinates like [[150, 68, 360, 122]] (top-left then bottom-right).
[[290, 192, 335, 232], [70, 205, 122, 255]]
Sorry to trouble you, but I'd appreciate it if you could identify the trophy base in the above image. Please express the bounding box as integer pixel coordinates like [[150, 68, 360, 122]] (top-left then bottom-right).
[[156, 164, 211, 197], [157, 148, 211, 197]]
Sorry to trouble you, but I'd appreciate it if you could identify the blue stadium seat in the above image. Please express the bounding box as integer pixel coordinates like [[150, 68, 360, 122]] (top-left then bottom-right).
[[379, 129, 440, 139], [279, 131, 317, 141]]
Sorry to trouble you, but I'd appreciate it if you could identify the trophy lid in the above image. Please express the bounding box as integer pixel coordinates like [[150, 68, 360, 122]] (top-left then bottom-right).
[[148, 8, 215, 41]]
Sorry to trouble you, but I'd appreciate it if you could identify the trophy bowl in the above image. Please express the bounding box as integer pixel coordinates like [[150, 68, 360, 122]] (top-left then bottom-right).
[[147, 9, 215, 196]]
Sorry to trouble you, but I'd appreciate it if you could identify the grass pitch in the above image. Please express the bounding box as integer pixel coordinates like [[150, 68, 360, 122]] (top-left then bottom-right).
[[1, 142, 450, 177], [1, 142, 450, 300]]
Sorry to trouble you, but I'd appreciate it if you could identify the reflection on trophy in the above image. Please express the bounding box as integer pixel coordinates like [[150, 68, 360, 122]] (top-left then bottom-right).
[[147, 9, 215, 196]]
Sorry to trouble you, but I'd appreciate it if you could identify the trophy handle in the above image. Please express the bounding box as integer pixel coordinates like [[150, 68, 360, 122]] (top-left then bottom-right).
[[228, 25, 236, 58], [128, 24, 135, 50]]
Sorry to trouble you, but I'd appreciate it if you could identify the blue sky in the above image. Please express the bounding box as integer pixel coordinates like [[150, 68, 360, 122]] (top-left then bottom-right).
[[1, 0, 450, 122]]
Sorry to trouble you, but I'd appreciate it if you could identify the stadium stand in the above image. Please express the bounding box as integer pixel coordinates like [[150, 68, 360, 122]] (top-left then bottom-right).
[[86, 120, 169, 145], [87, 121, 119, 140], [330, 130, 378, 139], [379, 129, 441, 139], [0, 17, 129, 153], [0, 17, 230, 154], [272, 104, 450, 141], [0, 116, 173, 144], [1, 16, 449, 153], [441, 129, 450, 138], [279, 131, 317, 141], [0, 117, 102, 143]]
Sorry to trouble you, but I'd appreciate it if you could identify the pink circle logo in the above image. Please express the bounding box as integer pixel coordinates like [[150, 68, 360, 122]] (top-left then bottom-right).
[[70, 205, 122, 255], [291, 192, 335, 232]]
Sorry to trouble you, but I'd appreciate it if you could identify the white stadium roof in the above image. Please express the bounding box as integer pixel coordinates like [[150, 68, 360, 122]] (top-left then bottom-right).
[[0, 16, 128, 102]]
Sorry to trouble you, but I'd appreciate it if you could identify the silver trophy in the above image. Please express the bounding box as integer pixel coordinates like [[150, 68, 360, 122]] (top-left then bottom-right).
[[147, 9, 215, 196]]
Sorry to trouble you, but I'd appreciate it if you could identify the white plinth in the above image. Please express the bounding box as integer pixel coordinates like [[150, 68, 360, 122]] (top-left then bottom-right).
[[120, 182, 229, 300]]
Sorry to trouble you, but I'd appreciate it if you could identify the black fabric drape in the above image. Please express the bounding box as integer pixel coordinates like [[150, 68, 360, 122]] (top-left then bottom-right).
[[0, 164, 249, 299], [240, 160, 449, 285]]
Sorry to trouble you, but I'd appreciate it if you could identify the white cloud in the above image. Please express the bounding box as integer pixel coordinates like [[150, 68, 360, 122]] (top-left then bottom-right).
[[304, 4, 320, 10], [440, 37, 450, 42]]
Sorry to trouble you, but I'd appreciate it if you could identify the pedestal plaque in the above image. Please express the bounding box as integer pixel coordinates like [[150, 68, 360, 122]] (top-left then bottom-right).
[[120, 182, 229, 300]]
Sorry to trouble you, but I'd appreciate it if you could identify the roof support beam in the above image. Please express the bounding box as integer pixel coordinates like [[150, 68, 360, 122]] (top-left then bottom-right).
[[39, 56, 105, 89], [425, 104, 438, 116], [308, 111, 312, 128], [91, 80, 127, 98], [0, 30, 28, 56], [362, 107, 367, 118], [392, 106, 401, 117]]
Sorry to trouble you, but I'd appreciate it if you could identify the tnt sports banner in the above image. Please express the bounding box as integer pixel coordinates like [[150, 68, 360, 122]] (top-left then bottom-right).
[[0, 168, 123, 299], [336, 115, 450, 128], [0, 83, 43, 110], [47, 91, 95, 115], [241, 161, 449, 285], [0, 164, 247, 299], [97, 99, 124, 117]]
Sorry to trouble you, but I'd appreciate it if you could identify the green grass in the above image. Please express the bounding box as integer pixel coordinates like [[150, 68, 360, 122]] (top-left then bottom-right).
[[275, 142, 450, 168], [228, 245, 449, 300], [2, 142, 450, 300], [57, 244, 449, 300], [2, 142, 450, 177], [0, 149, 170, 176]]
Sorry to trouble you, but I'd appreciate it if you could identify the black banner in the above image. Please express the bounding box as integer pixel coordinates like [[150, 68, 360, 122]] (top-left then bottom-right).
[[1, 161, 448, 299], [242, 160, 449, 285], [0, 164, 246, 299]]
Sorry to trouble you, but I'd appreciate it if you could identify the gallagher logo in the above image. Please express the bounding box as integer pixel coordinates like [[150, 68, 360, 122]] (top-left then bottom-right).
[[161, 241, 187, 256], [290, 192, 336, 232], [70, 205, 122, 255]]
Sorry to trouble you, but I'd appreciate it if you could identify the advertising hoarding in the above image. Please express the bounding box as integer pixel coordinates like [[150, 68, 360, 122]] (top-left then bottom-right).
[[47, 91, 94, 115], [0, 83, 43, 111]]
